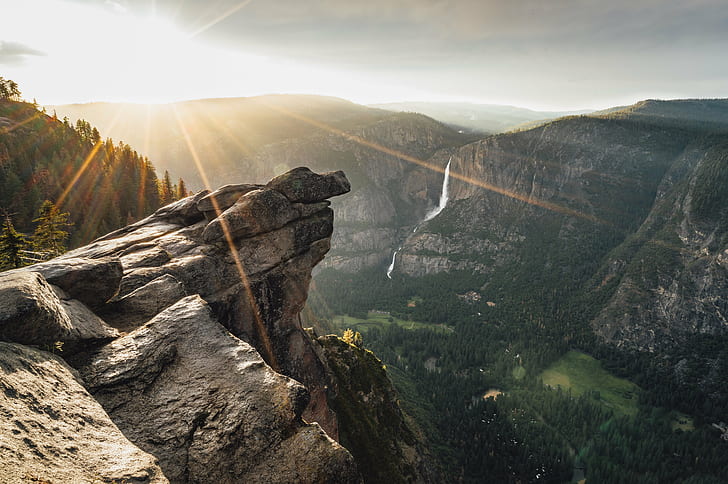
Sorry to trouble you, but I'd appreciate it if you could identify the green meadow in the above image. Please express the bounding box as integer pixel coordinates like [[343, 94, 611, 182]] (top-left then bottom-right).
[[540, 350, 640, 416], [331, 312, 452, 334]]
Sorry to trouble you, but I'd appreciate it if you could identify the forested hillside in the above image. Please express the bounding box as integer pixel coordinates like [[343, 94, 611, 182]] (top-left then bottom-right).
[[0, 89, 187, 264]]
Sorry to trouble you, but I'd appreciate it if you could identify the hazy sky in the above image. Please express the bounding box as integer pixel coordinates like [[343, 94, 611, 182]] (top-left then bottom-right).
[[2, 0, 727, 110]]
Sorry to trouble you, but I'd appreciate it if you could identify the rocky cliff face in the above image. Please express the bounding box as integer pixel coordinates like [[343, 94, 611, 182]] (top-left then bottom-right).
[[312, 334, 442, 484], [0, 168, 377, 483], [395, 116, 688, 277], [589, 140, 728, 350], [386, 111, 728, 350]]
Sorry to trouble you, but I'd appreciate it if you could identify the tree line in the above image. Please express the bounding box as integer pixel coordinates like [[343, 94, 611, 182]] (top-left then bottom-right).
[[0, 78, 190, 263], [0, 201, 70, 269]]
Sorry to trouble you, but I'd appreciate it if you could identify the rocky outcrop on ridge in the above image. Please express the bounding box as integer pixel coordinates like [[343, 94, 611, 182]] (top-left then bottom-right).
[[0, 167, 362, 483]]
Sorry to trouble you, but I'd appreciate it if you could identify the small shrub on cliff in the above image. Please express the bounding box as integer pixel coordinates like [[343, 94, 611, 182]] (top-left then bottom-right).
[[342, 328, 363, 347]]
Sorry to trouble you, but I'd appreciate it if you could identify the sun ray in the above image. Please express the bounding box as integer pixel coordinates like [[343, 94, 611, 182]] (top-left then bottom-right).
[[56, 107, 125, 209], [137, 104, 154, 215], [0, 111, 43, 135], [171, 104, 279, 370]]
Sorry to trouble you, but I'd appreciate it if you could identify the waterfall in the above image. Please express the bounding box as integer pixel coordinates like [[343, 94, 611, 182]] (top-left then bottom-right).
[[422, 156, 452, 223], [386, 247, 401, 279], [386, 157, 452, 278]]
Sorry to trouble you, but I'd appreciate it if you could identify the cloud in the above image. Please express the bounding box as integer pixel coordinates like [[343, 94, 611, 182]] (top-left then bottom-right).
[[143, 0, 726, 70], [0, 40, 46, 65]]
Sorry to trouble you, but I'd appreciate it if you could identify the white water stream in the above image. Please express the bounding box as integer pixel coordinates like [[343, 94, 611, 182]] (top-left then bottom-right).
[[387, 157, 452, 279]]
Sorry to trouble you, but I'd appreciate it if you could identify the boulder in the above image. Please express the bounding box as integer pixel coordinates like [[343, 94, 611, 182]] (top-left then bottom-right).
[[79, 296, 359, 484], [119, 245, 171, 270], [266, 167, 351, 203], [202, 188, 298, 243], [0, 341, 167, 483], [58, 295, 119, 344], [26, 256, 123, 308], [99, 274, 186, 331], [0, 271, 118, 351], [0, 271, 72, 346]]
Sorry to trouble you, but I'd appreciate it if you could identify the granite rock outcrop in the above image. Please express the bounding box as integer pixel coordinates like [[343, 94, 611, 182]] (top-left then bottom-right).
[[0, 167, 363, 483]]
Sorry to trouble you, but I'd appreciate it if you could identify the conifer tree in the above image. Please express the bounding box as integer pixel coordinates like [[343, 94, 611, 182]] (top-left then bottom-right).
[[32, 200, 71, 259], [177, 178, 188, 199], [0, 214, 28, 269], [342, 328, 355, 344], [160, 170, 174, 205]]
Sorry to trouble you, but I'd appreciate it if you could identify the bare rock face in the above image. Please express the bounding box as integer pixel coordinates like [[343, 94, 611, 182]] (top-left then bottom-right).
[[99, 274, 187, 331], [202, 188, 299, 243], [0, 271, 71, 345], [24, 256, 123, 308], [80, 296, 358, 484], [57, 168, 348, 439], [0, 167, 361, 482], [0, 271, 118, 348], [266, 167, 351, 203], [196, 183, 262, 219], [0, 341, 167, 484]]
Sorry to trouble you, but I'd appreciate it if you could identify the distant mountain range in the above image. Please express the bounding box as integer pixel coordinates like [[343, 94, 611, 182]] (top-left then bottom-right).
[[50, 95, 395, 189], [369, 101, 593, 134]]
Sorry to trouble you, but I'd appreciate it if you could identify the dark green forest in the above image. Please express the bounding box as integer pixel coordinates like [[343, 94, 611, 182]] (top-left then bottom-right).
[[313, 265, 728, 483]]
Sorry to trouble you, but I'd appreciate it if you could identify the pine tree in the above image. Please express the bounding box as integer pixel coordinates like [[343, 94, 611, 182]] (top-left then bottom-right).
[[177, 178, 188, 199], [0, 214, 28, 270], [342, 329, 362, 346], [160, 170, 174, 205], [32, 200, 71, 259]]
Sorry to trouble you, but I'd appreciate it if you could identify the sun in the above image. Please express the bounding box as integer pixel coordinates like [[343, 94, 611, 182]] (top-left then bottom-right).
[[2, 0, 446, 106]]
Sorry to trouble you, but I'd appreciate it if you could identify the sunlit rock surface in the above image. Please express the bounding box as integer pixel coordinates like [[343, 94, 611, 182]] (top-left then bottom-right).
[[80, 296, 357, 484], [0, 167, 362, 483], [0, 342, 168, 484]]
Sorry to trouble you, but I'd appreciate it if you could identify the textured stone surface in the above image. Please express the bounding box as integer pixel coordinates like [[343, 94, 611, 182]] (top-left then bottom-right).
[[0, 342, 167, 484], [196, 183, 261, 215], [80, 296, 358, 484], [55, 287, 119, 346], [202, 188, 298, 243], [0, 271, 72, 346], [24, 256, 123, 308], [266, 167, 351, 203], [0, 271, 117, 350], [0, 167, 381, 483], [99, 274, 186, 331]]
